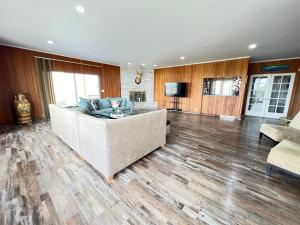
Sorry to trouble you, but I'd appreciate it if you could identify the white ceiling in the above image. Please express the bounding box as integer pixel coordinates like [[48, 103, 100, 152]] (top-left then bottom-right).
[[1, 0, 300, 68]]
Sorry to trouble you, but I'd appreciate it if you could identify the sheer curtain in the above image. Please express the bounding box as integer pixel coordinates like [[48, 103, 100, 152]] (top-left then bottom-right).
[[35, 58, 56, 120]]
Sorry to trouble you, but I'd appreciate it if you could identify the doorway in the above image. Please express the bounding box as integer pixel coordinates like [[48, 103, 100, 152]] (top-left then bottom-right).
[[245, 73, 295, 119]]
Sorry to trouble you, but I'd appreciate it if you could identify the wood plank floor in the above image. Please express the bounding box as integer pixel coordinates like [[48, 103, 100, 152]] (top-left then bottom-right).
[[0, 113, 300, 225]]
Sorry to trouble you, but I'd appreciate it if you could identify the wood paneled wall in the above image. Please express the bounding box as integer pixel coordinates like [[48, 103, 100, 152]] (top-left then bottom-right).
[[248, 59, 300, 118], [154, 58, 249, 118], [0, 45, 120, 124]]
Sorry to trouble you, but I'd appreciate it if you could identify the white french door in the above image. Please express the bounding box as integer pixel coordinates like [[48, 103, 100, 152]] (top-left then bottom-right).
[[245, 73, 295, 119]]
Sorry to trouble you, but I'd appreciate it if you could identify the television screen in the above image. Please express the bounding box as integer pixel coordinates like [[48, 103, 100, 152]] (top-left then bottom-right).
[[165, 82, 187, 97]]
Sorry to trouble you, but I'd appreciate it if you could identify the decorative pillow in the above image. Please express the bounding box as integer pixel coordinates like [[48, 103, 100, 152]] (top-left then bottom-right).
[[97, 98, 111, 109], [90, 99, 99, 111], [78, 97, 94, 114], [119, 98, 127, 107]]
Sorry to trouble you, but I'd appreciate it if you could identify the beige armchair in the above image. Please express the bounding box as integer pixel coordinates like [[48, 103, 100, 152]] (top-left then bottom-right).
[[259, 111, 300, 143], [267, 140, 300, 177]]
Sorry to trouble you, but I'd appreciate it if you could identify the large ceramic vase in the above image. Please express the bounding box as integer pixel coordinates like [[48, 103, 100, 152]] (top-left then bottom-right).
[[13, 93, 32, 125]]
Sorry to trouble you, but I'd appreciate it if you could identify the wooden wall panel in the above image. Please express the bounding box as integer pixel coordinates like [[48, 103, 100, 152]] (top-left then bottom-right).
[[101, 65, 121, 98], [0, 45, 121, 124], [248, 59, 300, 118], [154, 58, 250, 118], [154, 66, 193, 112], [201, 96, 239, 116]]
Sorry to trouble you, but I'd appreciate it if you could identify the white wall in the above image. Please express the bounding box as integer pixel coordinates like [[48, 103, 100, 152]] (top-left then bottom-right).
[[120, 67, 154, 102]]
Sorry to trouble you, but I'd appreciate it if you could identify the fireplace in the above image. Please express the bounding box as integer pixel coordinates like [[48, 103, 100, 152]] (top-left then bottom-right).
[[129, 90, 146, 102]]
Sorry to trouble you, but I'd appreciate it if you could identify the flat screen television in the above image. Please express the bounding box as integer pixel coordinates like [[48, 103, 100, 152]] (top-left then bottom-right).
[[165, 82, 187, 97]]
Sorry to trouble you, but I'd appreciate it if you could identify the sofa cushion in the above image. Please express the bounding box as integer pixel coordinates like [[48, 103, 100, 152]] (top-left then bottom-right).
[[119, 98, 127, 107], [97, 98, 111, 109], [260, 123, 300, 143], [267, 140, 300, 175], [78, 97, 94, 114], [289, 111, 300, 130]]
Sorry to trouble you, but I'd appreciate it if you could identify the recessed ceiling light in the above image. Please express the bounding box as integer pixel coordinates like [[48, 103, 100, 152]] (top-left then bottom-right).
[[127, 62, 132, 65], [47, 40, 54, 45], [76, 5, 85, 13], [153, 64, 158, 67], [248, 43, 257, 49], [141, 63, 145, 66], [180, 56, 185, 60]]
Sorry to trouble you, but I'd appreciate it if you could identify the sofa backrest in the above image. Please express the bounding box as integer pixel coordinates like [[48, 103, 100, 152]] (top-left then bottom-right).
[[106, 109, 167, 176], [290, 110, 300, 130], [49, 104, 81, 153]]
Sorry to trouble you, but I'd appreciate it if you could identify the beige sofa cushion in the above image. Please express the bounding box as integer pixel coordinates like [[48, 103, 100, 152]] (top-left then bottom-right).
[[267, 140, 300, 175], [260, 123, 300, 142], [290, 110, 300, 130]]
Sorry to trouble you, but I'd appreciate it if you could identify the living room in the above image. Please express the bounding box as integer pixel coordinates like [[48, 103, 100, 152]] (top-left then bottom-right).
[[0, 1, 300, 225]]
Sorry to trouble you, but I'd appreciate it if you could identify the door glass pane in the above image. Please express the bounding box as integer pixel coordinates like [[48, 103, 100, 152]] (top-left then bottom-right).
[[257, 97, 264, 103], [266, 74, 292, 116], [271, 92, 279, 98], [276, 107, 284, 113], [282, 76, 291, 83], [249, 103, 264, 112], [278, 99, 286, 107], [268, 106, 276, 113], [269, 99, 277, 105], [248, 76, 268, 113], [260, 78, 268, 83], [272, 84, 280, 91], [273, 76, 282, 83], [279, 91, 288, 98], [280, 84, 289, 91]]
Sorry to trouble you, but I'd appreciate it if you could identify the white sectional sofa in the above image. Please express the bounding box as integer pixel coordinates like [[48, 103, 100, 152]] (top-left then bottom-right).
[[260, 111, 300, 143], [49, 104, 167, 180]]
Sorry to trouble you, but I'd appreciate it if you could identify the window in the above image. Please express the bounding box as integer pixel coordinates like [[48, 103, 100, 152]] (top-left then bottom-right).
[[52, 72, 100, 106], [203, 77, 241, 96]]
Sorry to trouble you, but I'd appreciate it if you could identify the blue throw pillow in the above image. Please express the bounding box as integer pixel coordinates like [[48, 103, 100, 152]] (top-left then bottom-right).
[[119, 98, 127, 107], [97, 98, 111, 109], [78, 97, 94, 114]]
